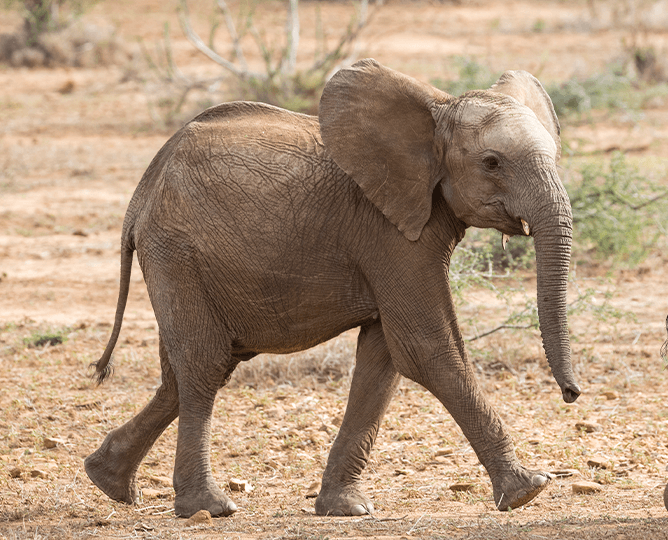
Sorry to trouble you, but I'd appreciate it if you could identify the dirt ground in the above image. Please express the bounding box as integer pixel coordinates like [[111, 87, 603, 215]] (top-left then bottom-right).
[[3, 1, 668, 538]]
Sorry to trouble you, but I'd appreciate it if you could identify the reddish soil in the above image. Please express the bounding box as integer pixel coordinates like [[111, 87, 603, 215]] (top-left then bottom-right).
[[2, 1, 668, 538]]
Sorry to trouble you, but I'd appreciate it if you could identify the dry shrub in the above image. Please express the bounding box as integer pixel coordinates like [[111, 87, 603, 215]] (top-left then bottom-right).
[[229, 334, 357, 389], [0, 21, 133, 68]]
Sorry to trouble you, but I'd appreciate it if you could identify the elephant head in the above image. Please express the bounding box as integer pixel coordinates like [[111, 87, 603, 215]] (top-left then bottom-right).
[[319, 59, 580, 403]]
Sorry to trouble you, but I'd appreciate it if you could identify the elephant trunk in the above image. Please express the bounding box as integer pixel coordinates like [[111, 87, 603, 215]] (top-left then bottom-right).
[[529, 178, 581, 403]]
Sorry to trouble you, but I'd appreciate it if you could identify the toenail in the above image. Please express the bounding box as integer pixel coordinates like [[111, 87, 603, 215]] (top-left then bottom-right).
[[532, 474, 547, 487], [350, 504, 368, 516]]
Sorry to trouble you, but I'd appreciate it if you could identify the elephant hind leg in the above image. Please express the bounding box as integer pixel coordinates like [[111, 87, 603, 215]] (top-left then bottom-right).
[[85, 336, 179, 503], [151, 293, 239, 517], [316, 322, 401, 516], [169, 340, 239, 518]]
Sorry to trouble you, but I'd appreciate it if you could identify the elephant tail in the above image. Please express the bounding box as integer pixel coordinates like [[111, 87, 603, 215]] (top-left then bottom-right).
[[91, 242, 135, 385]]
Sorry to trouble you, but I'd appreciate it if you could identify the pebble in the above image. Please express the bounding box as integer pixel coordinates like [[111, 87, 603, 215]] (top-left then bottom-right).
[[305, 480, 321, 498], [449, 482, 476, 492], [228, 478, 253, 492], [141, 488, 163, 499], [30, 469, 48, 479], [185, 510, 212, 526], [265, 404, 285, 419], [550, 469, 579, 478], [150, 475, 173, 487], [575, 421, 601, 433], [587, 456, 612, 470], [435, 448, 454, 457], [309, 432, 329, 446], [9, 467, 21, 478], [572, 481, 602, 494], [43, 437, 67, 449]]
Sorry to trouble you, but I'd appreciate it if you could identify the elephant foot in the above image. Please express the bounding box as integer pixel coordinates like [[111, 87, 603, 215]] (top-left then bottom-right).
[[491, 465, 552, 511], [84, 446, 138, 504], [315, 484, 374, 516], [174, 483, 237, 518]]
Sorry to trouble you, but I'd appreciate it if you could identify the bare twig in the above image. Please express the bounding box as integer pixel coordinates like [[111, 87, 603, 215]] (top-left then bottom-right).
[[467, 324, 535, 342], [216, 0, 248, 71], [309, 0, 372, 74], [177, 0, 263, 80], [284, 0, 299, 74]]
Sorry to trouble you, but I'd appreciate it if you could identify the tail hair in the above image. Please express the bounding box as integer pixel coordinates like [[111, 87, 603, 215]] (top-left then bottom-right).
[[89, 244, 134, 386], [90, 358, 115, 385]]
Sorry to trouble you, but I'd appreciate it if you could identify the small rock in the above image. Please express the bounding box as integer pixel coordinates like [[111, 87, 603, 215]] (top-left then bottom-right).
[[572, 481, 602, 494], [43, 437, 66, 449], [550, 469, 579, 478], [9, 467, 21, 478], [305, 480, 321, 498], [94, 518, 110, 527], [575, 421, 601, 433], [30, 469, 48, 479], [58, 80, 75, 94], [265, 404, 285, 419], [150, 475, 173, 487], [185, 509, 212, 526], [318, 423, 334, 434], [308, 432, 329, 447], [601, 391, 618, 400], [394, 469, 413, 476], [587, 456, 613, 470], [228, 478, 253, 492], [435, 448, 454, 457], [528, 439, 541, 445], [141, 488, 163, 499], [449, 482, 476, 492], [134, 523, 154, 532]]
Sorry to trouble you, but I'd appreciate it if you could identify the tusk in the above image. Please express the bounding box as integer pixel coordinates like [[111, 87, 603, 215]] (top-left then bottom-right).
[[521, 219, 531, 236], [502, 233, 510, 251]]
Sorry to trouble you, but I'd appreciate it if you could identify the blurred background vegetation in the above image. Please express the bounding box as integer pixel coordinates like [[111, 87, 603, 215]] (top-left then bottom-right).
[[2, 0, 668, 386]]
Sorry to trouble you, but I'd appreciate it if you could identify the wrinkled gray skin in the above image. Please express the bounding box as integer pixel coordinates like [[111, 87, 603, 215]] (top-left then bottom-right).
[[85, 59, 581, 518]]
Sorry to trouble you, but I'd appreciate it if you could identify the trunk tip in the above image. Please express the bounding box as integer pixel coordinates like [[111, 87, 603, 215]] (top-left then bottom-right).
[[562, 383, 581, 403]]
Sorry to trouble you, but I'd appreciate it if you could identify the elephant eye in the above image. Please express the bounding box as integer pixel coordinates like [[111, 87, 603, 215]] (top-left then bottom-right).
[[482, 155, 500, 172]]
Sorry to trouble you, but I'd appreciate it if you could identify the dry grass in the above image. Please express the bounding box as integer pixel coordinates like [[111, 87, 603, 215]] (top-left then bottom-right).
[[3, 1, 668, 538]]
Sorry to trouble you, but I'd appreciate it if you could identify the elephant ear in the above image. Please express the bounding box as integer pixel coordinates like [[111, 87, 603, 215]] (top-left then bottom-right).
[[490, 70, 561, 160], [319, 59, 450, 241]]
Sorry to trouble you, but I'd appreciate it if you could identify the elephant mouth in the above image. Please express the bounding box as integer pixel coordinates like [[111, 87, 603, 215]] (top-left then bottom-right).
[[501, 217, 532, 249]]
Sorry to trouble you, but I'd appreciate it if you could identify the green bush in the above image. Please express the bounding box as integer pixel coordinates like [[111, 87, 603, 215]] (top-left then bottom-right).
[[23, 327, 69, 348], [569, 152, 667, 266], [546, 68, 636, 118], [450, 152, 666, 342], [432, 57, 500, 97]]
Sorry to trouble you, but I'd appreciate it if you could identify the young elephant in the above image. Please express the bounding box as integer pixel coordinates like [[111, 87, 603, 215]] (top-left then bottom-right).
[[85, 59, 581, 518]]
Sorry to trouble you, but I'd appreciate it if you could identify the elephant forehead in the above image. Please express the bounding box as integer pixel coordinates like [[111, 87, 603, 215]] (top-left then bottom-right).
[[481, 111, 557, 155], [451, 100, 557, 158]]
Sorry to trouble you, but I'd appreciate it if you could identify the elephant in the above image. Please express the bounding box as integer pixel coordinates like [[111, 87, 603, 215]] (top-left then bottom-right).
[[84, 58, 581, 518]]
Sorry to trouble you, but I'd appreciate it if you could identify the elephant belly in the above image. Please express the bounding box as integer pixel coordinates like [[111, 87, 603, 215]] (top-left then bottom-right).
[[207, 264, 378, 355]]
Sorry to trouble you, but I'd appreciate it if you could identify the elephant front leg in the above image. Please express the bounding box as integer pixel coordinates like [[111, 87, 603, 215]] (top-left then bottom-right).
[[85, 338, 179, 504], [316, 323, 401, 516], [392, 336, 551, 511]]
